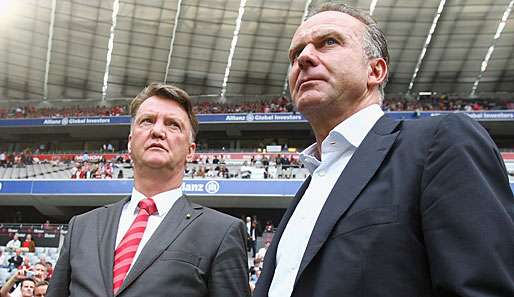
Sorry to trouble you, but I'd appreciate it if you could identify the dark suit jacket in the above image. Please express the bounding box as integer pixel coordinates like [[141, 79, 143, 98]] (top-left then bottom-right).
[[47, 196, 250, 297], [255, 114, 514, 297]]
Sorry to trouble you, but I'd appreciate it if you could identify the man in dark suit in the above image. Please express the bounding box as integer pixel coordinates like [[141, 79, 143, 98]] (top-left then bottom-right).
[[47, 83, 250, 297], [254, 3, 514, 297]]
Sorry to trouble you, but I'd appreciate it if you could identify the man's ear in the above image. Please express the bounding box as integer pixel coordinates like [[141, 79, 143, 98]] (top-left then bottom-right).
[[368, 57, 388, 87], [186, 142, 196, 162]]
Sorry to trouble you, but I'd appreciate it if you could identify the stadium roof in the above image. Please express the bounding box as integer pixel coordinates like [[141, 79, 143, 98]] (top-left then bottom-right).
[[0, 0, 513, 102]]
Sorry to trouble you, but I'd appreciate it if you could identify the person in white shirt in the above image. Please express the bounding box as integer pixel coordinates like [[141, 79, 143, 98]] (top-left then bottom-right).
[[47, 83, 250, 297], [5, 234, 21, 252], [0, 270, 35, 297], [253, 2, 514, 297]]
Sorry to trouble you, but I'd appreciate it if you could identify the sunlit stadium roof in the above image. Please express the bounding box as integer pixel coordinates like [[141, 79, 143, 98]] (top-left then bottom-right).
[[0, 0, 513, 101]]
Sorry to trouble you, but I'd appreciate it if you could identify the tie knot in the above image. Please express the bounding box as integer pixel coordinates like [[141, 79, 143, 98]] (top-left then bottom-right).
[[138, 198, 157, 215]]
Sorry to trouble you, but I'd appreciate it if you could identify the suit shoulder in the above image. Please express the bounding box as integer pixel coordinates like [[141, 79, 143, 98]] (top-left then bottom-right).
[[70, 199, 124, 223], [400, 113, 483, 137], [192, 202, 243, 226]]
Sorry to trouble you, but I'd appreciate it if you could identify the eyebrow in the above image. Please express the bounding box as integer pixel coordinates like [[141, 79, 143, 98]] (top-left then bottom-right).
[[289, 30, 345, 61]]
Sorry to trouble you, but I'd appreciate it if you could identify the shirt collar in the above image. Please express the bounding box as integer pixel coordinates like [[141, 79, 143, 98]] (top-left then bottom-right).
[[128, 187, 183, 217], [331, 104, 384, 148], [300, 104, 384, 173]]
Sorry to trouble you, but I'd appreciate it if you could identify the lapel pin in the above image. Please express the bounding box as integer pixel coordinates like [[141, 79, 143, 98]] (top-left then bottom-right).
[[186, 213, 191, 219]]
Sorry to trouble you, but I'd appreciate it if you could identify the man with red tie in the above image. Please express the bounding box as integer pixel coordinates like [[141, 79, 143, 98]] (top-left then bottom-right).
[[47, 83, 250, 297]]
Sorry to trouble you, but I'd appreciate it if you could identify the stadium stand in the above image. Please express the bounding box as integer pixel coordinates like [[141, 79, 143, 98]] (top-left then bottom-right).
[[0, 95, 513, 119]]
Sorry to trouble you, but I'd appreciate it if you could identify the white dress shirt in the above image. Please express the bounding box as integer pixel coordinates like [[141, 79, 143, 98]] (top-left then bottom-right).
[[269, 104, 384, 297], [6, 239, 21, 251], [115, 187, 182, 272]]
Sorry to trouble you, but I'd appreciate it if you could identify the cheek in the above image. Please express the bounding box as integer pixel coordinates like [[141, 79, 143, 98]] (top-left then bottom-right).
[[288, 67, 299, 90]]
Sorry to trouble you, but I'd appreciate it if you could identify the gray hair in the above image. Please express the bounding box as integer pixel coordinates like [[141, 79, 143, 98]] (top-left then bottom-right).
[[307, 2, 389, 100], [130, 82, 198, 142]]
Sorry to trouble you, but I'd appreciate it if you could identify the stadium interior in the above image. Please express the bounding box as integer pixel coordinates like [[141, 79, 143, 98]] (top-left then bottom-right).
[[0, 0, 513, 292]]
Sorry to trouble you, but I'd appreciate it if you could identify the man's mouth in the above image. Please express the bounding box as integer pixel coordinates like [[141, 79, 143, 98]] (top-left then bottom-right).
[[297, 77, 323, 91], [147, 143, 167, 151]]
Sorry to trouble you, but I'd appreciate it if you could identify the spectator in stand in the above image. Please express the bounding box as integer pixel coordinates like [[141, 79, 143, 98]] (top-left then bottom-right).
[[34, 281, 48, 297], [264, 221, 274, 233], [21, 234, 35, 253], [0, 272, 35, 297], [32, 262, 49, 283], [45, 262, 53, 279], [70, 164, 81, 179], [218, 164, 230, 178], [42, 220, 51, 230], [256, 241, 271, 262], [7, 249, 23, 272], [38, 255, 47, 267], [81, 152, 89, 163], [19, 256, 32, 271], [6, 234, 21, 252], [0, 152, 6, 167]]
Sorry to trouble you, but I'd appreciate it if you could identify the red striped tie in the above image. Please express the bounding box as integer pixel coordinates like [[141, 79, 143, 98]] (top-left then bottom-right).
[[113, 198, 157, 294]]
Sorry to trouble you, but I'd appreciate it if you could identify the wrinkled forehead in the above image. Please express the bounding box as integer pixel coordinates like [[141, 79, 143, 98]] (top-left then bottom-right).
[[290, 11, 366, 47], [133, 96, 190, 123]]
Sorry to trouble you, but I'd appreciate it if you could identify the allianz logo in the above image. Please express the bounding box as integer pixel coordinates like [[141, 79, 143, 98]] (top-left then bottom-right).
[[182, 180, 220, 194]]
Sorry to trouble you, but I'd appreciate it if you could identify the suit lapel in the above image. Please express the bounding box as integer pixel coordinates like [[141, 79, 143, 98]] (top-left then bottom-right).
[[294, 115, 400, 285], [115, 196, 203, 296], [98, 197, 129, 297], [255, 176, 311, 294]]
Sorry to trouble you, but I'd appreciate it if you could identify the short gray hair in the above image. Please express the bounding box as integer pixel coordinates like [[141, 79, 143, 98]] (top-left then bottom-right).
[[307, 2, 389, 100], [130, 82, 198, 142]]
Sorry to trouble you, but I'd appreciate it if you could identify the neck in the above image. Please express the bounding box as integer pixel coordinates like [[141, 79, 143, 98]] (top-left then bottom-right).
[[133, 167, 184, 197], [305, 95, 379, 158]]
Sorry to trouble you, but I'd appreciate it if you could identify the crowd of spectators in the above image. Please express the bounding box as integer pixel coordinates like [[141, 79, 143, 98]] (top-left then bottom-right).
[[2, 96, 512, 119], [0, 105, 126, 119], [186, 154, 304, 179], [383, 95, 514, 111], [192, 96, 294, 114], [70, 161, 115, 179], [0, 151, 34, 168], [1, 233, 52, 296], [244, 215, 274, 294]]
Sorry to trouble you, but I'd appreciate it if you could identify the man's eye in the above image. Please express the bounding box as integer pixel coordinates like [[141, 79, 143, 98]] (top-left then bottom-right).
[[166, 121, 180, 129], [139, 118, 153, 126], [324, 38, 337, 46]]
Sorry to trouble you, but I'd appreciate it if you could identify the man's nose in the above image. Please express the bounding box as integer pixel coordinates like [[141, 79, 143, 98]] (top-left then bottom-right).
[[297, 44, 319, 69], [151, 121, 166, 139]]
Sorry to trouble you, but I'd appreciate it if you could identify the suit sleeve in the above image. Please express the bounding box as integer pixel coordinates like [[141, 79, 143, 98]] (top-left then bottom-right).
[[208, 220, 251, 297], [420, 114, 514, 296], [47, 216, 75, 297]]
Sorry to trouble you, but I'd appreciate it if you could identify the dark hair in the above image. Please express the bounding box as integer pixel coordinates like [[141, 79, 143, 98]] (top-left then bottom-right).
[[21, 278, 36, 287], [308, 2, 389, 98], [130, 82, 199, 141], [35, 280, 49, 288]]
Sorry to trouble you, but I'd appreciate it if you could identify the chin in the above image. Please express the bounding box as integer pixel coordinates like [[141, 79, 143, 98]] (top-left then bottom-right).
[[296, 98, 326, 114], [140, 157, 169, 168]]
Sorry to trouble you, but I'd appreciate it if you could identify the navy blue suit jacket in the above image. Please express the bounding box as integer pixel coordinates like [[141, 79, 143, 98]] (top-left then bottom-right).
[[255, 114, 514, 297]]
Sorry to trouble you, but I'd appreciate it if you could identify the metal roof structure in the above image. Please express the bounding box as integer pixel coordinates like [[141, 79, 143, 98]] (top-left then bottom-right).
[[0, 0, 513, 102]]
